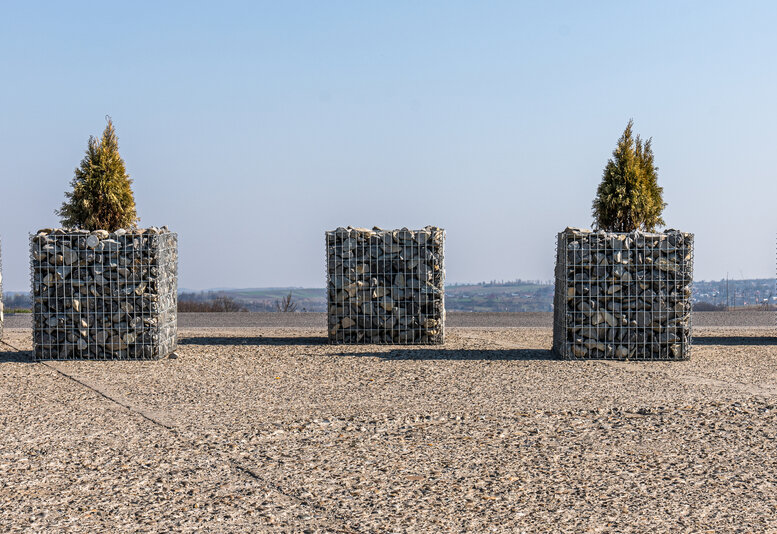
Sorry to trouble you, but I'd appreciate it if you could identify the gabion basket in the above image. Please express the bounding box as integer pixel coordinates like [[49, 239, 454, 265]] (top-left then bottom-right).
[[327, 226, 445, 344], [31, 228, 178, 360], [552, 227, 693, 361], [0, 237, 3, 339]]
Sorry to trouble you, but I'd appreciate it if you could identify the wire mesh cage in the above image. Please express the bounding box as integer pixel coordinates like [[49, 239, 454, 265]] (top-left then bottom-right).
[[326, 226, 445, 345], [31, 228, 178, 360], [0, 237, 3, 339], [552, 227, 694, 361]]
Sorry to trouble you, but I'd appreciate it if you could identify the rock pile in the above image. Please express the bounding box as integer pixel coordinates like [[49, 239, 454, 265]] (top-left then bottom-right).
[[327, 226, 445, 344], [552, 227, 693, 360], [31, 228, 178, 360]]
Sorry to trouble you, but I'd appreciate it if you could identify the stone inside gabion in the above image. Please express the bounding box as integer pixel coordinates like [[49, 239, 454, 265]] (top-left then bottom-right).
[[552, 227, 693, 361], [31, 227, 178, 360], [327, 226, 445, 344]]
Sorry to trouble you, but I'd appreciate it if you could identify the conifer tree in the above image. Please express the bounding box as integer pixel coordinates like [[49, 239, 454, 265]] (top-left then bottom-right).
[[592, 119, 666, 232], [57, 117, 138, 231]]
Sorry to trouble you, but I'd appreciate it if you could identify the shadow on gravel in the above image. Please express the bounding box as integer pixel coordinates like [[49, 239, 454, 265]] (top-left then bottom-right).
[[178, 336, 328, 346], [0, 350, 34, 363], [340, 348, 555, 361], [693, 336, 777, 346]]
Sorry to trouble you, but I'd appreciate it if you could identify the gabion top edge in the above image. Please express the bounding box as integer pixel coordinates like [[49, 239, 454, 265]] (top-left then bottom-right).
[[559, 227, 693, 238], [325, 226, 445, 237], [31, 227, 176, 238]]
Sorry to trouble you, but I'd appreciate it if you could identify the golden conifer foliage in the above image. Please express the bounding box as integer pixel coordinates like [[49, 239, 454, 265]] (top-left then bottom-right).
[[57, 117, 138, 231], [592, 120, 666, 232]]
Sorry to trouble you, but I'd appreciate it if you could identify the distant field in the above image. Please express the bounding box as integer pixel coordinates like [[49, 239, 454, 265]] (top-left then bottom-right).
[[4, 310, 774, 329], [186, 282, 556, 313], [189, 279, 777, 313], [5, 278, 775, 314], [227, 288, 324, 299], [445, 282, 554, 312], [182, 288, 328, 312]]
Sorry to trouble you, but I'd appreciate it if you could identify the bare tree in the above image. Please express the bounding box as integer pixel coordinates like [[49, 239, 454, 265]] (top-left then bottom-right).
[[275, 291, 298, 312], [214, 296, 247, 312]]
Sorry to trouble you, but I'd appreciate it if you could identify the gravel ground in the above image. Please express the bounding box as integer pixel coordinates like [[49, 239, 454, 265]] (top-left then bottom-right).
[[2, 326, 777, 532], [5, 310, 777, 329]]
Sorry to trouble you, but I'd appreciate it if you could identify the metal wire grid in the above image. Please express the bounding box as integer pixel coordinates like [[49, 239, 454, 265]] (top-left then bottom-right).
[[326, 227, 445, 345], [0, 237, 3, 340], [553, 229, 694, 361], [30, 230, 178, 360]]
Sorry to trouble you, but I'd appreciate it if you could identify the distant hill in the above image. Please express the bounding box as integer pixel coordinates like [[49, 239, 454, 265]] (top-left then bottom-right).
[[445, 281, 554, 312], [694, 278, 775, 308], [181, 280, 556, 313], [6, 278, 774, 313], [186, 278, 776, 313], [179, 288, 327, 312]]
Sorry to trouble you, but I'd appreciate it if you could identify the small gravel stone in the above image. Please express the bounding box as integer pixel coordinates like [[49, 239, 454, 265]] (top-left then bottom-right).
[[1, 326, 776, 532]]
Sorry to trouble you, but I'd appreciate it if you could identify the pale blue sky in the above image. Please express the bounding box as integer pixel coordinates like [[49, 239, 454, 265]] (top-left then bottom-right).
[[1, 1, 775, 291]]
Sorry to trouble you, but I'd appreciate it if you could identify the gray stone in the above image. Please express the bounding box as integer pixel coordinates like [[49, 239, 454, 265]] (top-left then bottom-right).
[[31, 228, 178, 360], [553, 228, 693, 361], [572, 345, 588, 358], [327, 226, 445, 345]]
